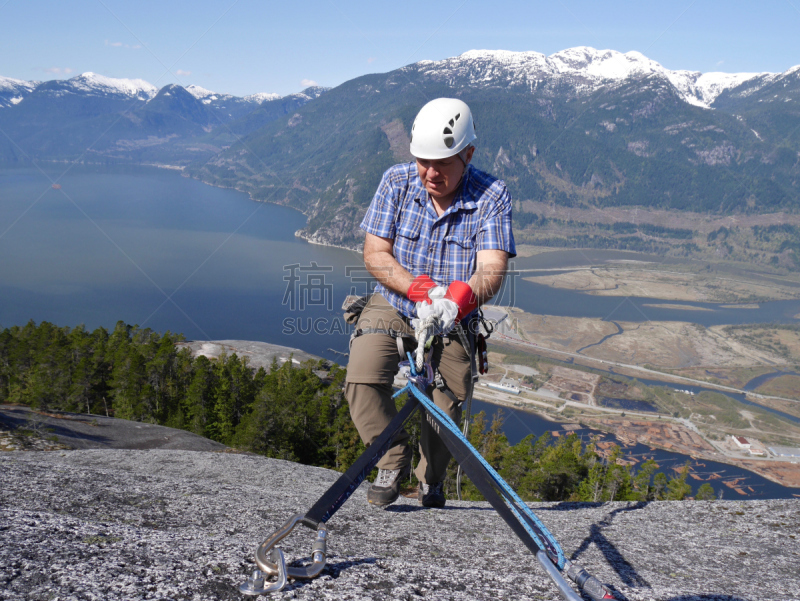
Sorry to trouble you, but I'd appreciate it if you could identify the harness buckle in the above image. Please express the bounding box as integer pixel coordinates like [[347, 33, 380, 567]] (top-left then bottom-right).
[[433, 368, 446, 390], [240, 513, 327, 594]]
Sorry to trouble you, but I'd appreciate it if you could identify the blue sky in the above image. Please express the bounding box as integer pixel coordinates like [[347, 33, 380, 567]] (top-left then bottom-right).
[[1, 0, 798, 97]]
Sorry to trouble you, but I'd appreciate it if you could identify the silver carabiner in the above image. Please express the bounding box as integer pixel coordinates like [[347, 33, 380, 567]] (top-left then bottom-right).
[[239, 548, 287, 596], [255, 513, 327, 581]]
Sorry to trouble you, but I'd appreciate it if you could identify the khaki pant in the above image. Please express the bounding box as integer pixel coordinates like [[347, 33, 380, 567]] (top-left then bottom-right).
[[345, 294, 472, 484]]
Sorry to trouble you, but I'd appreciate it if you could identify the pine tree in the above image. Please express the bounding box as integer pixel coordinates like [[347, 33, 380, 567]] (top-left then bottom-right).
[[666, 462, 693, 500], [694, 483, 717, 500]]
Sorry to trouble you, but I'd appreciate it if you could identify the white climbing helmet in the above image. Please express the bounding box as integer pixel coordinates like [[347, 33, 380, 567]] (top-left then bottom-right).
[[409, 98, 477, 160]]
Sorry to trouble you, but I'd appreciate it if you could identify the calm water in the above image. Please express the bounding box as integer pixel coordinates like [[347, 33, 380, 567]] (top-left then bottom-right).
[[2, 165, 798, 497], [4, 165, 800, 359], [743, 370, 800, 392], [0, 165, 361, 358], [508, 253, 800, 326], [471, 399, 796, 499]]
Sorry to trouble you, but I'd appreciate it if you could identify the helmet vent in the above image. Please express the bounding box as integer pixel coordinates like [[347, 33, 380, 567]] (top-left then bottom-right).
[[443, 136, 454, 148]]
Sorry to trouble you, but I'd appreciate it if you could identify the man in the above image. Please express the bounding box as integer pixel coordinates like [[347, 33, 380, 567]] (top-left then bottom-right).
[[345, 97, 515, 509]]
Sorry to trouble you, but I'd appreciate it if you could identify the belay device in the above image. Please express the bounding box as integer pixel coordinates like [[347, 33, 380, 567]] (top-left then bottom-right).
[[240, 317, 616, 600]]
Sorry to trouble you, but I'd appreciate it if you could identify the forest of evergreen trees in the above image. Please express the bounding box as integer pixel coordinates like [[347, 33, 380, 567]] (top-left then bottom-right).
[[0, 320, 715, 502]]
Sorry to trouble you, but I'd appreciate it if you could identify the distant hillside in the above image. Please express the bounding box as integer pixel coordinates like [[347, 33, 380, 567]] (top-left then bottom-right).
[[187, 48, 800, 249], [0, 72, 326, 165]]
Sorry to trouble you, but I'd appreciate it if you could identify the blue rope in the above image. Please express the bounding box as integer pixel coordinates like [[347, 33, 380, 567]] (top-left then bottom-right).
[[394, 357, 567, 569]]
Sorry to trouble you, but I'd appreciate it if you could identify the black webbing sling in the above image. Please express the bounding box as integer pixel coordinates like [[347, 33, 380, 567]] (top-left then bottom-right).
[[301, 394, 420, 527]]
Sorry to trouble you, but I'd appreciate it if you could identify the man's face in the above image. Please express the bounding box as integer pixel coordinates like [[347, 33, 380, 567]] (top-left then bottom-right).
[[416, 147, 474, 204]]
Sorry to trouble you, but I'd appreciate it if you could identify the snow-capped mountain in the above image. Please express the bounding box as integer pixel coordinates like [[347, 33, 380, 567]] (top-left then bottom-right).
[[413, 47, 784, 109], [1, 45, 797, 229], [187, 85, 281, 105], [0, 76, 39, 108], [1, 74, 282, 110], [183, 84, 286, 122], [185, 84, 220, 102], [65, 72, 158, 100], [293, 86, 328, 101], [191, 47, 800, 250], [243, 92, 282, 104], [0, 71, 328, 165]]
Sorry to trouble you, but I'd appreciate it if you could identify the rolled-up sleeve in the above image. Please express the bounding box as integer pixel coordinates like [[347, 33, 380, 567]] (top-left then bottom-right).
[[477, 184, 516, 257], [360, 169, 399, 239]]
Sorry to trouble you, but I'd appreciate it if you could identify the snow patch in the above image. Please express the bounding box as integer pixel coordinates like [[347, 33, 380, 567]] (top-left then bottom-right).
[[0, 75, 38, 93], [415, 47, 776, 109], [186, 84, 216, 99], [243, 92, 281, 104], [69, 72, 157, 99], [784, 64, 800, 76], [691, 71, 762, 105]]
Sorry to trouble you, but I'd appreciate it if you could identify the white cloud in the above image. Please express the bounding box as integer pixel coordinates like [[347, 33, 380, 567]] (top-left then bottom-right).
[[367, 57, 376, 64], [300, 78, 318, 87], [176, 69, 192, 77], [43, 67, 72, 75], [105, 39, 141, 50], [716, 60, 725, 67]]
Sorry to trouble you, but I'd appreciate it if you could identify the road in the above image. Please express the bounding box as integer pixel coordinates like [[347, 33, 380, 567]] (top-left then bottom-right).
[[493, 332, 800, 406]]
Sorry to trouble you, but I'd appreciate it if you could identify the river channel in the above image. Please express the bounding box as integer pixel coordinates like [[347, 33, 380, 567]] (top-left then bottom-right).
[[1, 164, 798, 498], [470, 399, 796, 499]]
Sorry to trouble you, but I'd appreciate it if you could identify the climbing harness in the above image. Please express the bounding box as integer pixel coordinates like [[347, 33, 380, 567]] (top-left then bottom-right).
[[240, 316, 615, 601]]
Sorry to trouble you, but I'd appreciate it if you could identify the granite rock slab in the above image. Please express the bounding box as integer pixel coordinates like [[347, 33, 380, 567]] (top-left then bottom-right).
[[0, 406, 227, 452], [1, 449, 798, 600]]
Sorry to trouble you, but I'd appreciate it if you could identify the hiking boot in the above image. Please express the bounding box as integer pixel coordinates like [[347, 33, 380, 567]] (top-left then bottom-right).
[[367, 466, 409, 507], [418, 481, 446, 508]]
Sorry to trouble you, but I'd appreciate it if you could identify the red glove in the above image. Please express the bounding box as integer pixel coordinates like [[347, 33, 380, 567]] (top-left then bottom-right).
[[407, 274, 438, 304], [444, 280, 479, 323]]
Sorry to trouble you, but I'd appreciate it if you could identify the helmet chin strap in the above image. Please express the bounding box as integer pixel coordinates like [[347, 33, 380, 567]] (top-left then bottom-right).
[[443, 146, 471, 194], [456, 145, 472, 168], [452, 147, 473, 190]]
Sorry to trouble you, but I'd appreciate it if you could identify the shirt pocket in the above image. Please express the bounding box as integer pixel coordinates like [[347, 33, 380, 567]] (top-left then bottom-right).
[[394, 212, 424, 271], [396, 211, 423, 240], [444, 234, 476, 252], [443, 234, 476, 277]]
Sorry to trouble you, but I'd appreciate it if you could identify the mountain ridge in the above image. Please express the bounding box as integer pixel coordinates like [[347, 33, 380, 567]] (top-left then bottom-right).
[[4, 45, 796, 110], [188, 48, 800, 252], [2, 47, 799, 261], [412, 47, 789, 109], [0, 72, 279, 107]]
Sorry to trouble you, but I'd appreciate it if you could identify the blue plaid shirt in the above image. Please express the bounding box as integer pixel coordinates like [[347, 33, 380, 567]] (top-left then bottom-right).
[[360, 162, 516, 319]]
